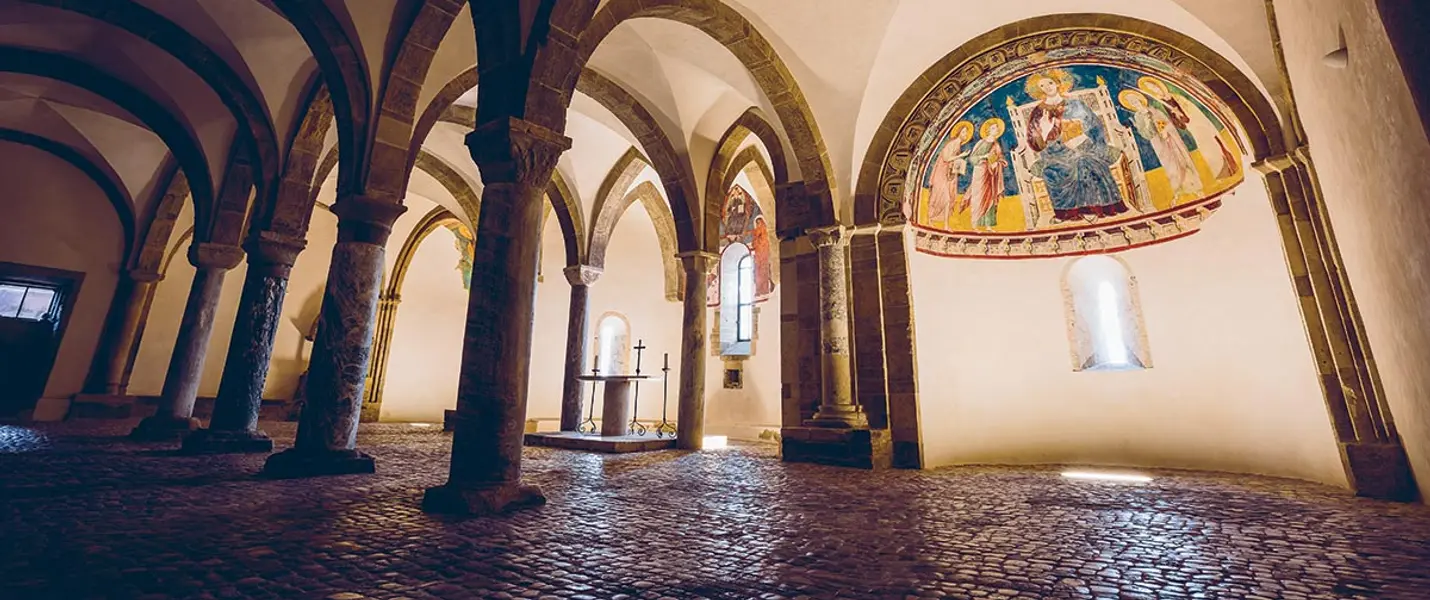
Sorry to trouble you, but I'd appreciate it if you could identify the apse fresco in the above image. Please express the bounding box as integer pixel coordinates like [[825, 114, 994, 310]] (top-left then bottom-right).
[[708, 185, 774, 306], [445, 222, 475, 290], [908, 62, 1244, 257]]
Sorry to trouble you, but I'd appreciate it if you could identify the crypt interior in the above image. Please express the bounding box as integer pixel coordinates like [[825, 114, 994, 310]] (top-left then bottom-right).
[[2, 0, 1430, 597]]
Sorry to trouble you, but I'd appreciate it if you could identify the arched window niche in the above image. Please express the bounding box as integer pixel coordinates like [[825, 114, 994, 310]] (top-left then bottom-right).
[[1061, 255, 1151, 372], [710, 184, 775, 358], [595, 311, 632, 375], [718, 243, 754, 356]]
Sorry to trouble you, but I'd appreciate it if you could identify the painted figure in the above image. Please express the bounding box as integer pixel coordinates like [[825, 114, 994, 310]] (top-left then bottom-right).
[[1121, 89, 1203, 199], [750, 215, 773, 297], [1023, 70, 1128, 222], [447, 223, 475, 290], [926, 121, 974, 228], [958, 118, 1009, 231], [1139, 77, 1237, 179]]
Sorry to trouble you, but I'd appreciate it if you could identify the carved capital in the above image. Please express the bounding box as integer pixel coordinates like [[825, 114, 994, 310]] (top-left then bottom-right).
[[676, 250, 719, 276], [562, 265, 603, 287], [188, 242, 245, 270], [332, 194, 408, 245], [807, 225, 850, 250], [245, 231, 307, 268], [466, 117, 572, 188]]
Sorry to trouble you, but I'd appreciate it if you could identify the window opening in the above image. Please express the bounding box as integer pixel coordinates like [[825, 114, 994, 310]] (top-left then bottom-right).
[[0, 283, 58, 322], [736, 254, 754, 342], [1062, 255, 1149, 372]]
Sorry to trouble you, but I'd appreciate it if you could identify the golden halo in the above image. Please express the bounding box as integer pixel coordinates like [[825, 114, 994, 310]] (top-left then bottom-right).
[[1118, 89, 1149, 111], [1025, 69, 1075, 99], [1138, 76, 1171, 99], [979, 118, 1006, 138], [949, 120, 975, 143]]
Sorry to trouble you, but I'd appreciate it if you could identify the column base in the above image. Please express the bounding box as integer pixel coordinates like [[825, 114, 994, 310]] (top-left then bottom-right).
[[180, 428, 274, 455], [262, 448, 375, 479], [129, 415, 200, 442], [422, 482, 547, 516], [1343, 442, 1419, 502], [804, 404, 869, 429], [781, 426, 890, 469]]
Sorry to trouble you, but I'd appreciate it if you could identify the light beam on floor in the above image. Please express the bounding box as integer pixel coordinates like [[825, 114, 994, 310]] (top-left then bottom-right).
[[703, 435, 729, 449], [1061, 470, 1152, 483]]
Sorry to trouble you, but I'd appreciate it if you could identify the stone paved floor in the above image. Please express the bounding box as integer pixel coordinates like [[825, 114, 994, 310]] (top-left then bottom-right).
[[2, 421, 1429, 599]]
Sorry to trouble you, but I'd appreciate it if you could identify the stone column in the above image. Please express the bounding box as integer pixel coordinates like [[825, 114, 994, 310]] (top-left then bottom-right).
[[130, 243, 244, 440], [423, 117, 570, 515], [101, 270, 161, 395], [263, 196, 405, 477], [560, 265, 601, 431], [183, 232, 306, 454], [804, 226, 867, 428], [675, 251, 717, 450]]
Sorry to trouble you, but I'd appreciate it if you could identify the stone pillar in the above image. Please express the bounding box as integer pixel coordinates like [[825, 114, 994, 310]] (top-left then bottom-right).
[[102, 270, 161, 395], [675, 251, 717, 450], [183, 232, 306, 454], [263, 195, 405, 477], [423, 117, 570, 515], [360, 294, 401, 422], [1257, 151, 1416, 501], [130, 243, 244, 440], [804, 226, 867, 428], [560, 265, 601, 431]]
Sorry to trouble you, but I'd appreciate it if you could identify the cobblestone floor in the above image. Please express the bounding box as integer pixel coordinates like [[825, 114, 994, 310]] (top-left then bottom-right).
[[2, 421, 1429, 599]]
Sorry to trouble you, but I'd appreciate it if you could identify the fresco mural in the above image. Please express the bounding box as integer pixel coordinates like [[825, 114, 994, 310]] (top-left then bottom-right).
[[906, 61, 1245, 258], [708, 185, 774, 306], [444, 222, 475, 290]]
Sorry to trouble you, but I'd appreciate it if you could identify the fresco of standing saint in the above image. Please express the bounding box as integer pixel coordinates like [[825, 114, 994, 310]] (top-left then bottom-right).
[[1023, 70, 1129, 223], [445, 222, 475, 290], [925, 121, 973, 227], [1140, 77, 1237, 180], [958, 118, 1009, 231], [1121, 89, 1202, 199]]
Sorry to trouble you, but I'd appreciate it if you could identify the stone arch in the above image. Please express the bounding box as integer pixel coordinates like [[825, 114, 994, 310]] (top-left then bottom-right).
[[132, 169, 190, 277], [367, 0, 466, 201], [17, 0, 281, 203], [704, 109, 789, 252], [852, 14, 1286, 226], [0, 129, 136, 265], [365, 206, 461, 419], [588, 148, 682, 301], [569, 0, 838, 232], [254, 82, 335, 240], [413, 150, 482, 228], [0, 47, 216, 234], [268, 0, 372, 198], [546, 167, 585, 267]]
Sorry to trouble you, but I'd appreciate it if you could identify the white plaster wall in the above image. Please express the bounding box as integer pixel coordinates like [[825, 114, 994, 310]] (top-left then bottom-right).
[[128, 202, 193, 397], [909, 179, 1348, 486], [1275, 0, 1430, 498], [0, 141, 125, 406], [378, 196, 465, 422], [703, 284, 782, 442]]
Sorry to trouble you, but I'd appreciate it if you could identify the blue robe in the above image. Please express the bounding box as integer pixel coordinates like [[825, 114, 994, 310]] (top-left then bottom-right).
[[1026, 97, 1128, 220]]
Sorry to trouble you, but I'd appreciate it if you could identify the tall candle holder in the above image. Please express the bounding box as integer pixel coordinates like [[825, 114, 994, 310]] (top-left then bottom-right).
[[654, 352, 676, 438], [628, 339, 648, 436], [579, 335, 600, 435]]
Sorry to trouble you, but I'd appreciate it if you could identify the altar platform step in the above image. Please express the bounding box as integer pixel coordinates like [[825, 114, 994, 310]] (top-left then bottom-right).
[[524, 431, 676, 453]]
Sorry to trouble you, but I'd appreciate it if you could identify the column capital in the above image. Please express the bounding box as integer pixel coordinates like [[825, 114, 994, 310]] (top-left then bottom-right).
[[188, 242, 244, 270], [562, 265, 602, 287], [676, 250, 718, 275], [465, 117, 572, 188], [807, 225, 851, 249], [332, 194, 408, 245], [126, 269, 163, 283], [245, 231, 307, 268]]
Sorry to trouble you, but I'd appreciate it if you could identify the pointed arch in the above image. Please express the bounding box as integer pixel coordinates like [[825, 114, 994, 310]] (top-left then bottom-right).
[[705, 108, 786, 251], [133, 169, 190, 277], [588, 149, 682, 301], [413, 150, 483, 229], [255, 82, 335, 239], [545, 167, 585, 266], [567, 0, 838, 232]]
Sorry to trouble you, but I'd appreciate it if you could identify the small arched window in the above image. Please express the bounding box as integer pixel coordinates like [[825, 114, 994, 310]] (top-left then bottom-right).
[[1062, 256, 1150, 371], [736, 254, 754, 342], [594, 312, 631, 375]]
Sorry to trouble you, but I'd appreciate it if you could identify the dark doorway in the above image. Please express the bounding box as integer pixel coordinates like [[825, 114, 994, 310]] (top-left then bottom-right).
[[0, 263, 83, 418]]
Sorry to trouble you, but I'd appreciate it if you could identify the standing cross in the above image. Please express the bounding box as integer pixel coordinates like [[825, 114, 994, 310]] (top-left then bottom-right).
[[632, 339, 648, 376]]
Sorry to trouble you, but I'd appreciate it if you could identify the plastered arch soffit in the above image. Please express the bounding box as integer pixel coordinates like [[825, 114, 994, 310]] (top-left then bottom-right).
[[565, 0, 838, 232], [853, 13, 1286, 227], [0, 128, 136, 263], [703, 107, 787, 251]]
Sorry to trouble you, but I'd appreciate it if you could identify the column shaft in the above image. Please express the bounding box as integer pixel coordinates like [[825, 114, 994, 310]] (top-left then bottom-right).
[[560, 283, 590, 431], [423, 117, 570, 515], [131, 244, 242, 440], [676, 252, 716, 449], [806, 226, 866, 428], [263, 196, 404, 477], [103, 274, 158, 395]]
